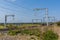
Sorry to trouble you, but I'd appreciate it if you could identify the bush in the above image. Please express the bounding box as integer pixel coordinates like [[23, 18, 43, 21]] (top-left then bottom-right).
[[8, 30, 16, 35], [8, 29, 40, 37], [20, 29, 40, 37], [43, 30, 58, 40], [8, 30, 20, 35], [56, 21, 60, 26]]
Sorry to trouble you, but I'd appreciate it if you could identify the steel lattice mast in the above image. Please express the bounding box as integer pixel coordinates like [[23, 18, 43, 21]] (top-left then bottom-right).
[[33, 8, 49, 26], [4, 15, 15, 27]]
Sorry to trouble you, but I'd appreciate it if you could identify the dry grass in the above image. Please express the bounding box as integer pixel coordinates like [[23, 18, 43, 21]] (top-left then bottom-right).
[[0, 34, 40, 40], [0, 24, 60, 40]]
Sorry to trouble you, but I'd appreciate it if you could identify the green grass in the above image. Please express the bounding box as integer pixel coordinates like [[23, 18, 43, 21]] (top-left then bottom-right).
[[43, 30, 58, 40], [18, 23, 40, 28], [0, 25, 6, 29], [20, 29, 40, 37], [8, 29, 40, 37]]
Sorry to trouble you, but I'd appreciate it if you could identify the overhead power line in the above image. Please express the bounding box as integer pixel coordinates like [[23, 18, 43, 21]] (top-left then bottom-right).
[[0, 5, 21, 13], [4, 0, 33, 11]]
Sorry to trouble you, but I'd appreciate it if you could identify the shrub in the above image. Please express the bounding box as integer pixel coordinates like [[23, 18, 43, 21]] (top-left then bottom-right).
[[8, 29, 40, 37], [43, 30, 58, 40], [20, 29, 40, 37], [8, 30, 20, 35], [56, 21, 60, 26], [8, 30, 16, 35]]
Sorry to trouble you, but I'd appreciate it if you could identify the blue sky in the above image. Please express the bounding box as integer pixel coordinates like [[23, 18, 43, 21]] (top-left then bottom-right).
[[0, 0, 60, 23]]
